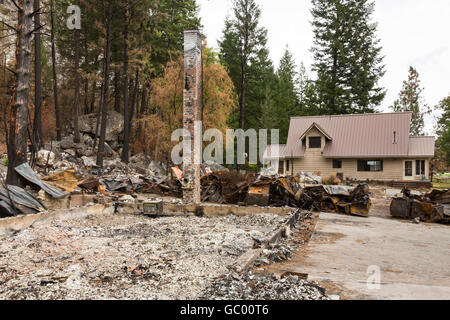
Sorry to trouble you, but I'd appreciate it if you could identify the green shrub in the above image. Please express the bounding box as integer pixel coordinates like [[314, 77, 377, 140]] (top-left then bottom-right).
[[3, 156, 7, 166]]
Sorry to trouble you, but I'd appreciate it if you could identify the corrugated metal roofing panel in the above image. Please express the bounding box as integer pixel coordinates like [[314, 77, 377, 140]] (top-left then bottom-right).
[[284, 113, 415, 158], [407, 136, 435, 157]]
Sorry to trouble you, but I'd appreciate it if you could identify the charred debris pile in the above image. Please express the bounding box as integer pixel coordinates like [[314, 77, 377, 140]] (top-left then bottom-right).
[[390, 187, 450, 223], [1, 151, 372, 217]]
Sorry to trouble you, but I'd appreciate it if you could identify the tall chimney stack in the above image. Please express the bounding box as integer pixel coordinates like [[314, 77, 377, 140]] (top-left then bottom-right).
[[182, 30, 202, 204]]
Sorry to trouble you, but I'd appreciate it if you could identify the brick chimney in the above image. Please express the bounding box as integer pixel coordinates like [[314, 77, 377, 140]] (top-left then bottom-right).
[[182, 30, 202, 204]]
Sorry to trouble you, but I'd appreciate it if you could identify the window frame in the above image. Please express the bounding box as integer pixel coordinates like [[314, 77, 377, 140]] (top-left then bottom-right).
[[357, 160, 384, 172], [416, 160, 426, 175], [333, 159, 342, 169], [405, 161, 413, 177], [309, 136, 322, 149]]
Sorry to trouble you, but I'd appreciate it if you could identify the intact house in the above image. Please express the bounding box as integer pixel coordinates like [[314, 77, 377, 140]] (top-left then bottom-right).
[[264, 112, 435, 182]]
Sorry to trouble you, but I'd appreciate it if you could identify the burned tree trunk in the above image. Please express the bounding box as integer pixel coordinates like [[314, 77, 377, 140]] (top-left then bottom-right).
[[121, 5, 130, 163], [33, 0, 42, 149], [73, 0, 81, 143], [96, 1, 113, 167], [140, 82, 147, 116], [90, 80, 96, 113], [6, 0, 34, 186], [50, 0, 61, 141], [114, 67, 121, 113], [129, 68, 139, 125], [83, 30, 89, 114]]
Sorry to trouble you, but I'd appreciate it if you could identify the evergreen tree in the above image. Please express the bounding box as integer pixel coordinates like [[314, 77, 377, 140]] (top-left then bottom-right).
[[391, 66, 430, 136], [219, 0, 273, 130], [436, 96, 450, 167], [311, 0, 385, 115], [149, 0, 200, 77], [273, 47, 298, 143]]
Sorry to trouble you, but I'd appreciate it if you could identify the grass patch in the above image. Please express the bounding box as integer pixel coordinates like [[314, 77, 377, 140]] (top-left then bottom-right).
[[432, 178, 450, 190]]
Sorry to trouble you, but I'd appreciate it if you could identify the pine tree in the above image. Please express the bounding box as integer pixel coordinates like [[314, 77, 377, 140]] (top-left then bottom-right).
[[297, 62, 308, 109], [436, 96, 450, 167], [219, 0, 272, 130], [149, 0, 200, 77], [273, 47, 298, 143], [311, 0, 385, 115], [391, 66, 430, 136]]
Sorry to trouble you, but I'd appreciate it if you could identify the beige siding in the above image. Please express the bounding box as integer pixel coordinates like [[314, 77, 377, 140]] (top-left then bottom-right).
[[291, 158, 428, 181], [283, 127, 431, 181]]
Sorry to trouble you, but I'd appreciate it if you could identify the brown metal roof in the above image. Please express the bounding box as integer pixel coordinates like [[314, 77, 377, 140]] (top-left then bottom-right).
[[407, 136, 435, 157], [282, 112, 434, 159]]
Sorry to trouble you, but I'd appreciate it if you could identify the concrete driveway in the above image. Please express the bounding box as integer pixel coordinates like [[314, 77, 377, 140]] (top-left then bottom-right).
[[270, 213, 450, 300]]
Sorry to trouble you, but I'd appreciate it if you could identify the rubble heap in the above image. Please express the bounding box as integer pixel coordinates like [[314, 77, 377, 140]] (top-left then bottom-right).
[[199, 272, 328, 300], [0, 213, 288, 300], [201, 172, 371, 216], [390, 187, 450, 223]]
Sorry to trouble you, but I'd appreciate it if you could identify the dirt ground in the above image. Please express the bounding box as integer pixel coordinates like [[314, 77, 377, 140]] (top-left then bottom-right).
[[0, 211, 287, 300], [267, 212, 450, 300]]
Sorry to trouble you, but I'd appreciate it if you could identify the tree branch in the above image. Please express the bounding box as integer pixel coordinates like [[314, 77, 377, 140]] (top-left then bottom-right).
[[5, 67, 17, 75], [30, 7, 42, 17], [9, 0, 22, 12], [0, 21, 18, 33], [28, 23, 45, 36]]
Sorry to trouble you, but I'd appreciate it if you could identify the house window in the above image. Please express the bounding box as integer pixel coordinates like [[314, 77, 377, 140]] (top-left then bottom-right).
[[405, 161, 413, 177], [333, 160, 342, 169], [286, 160, 290, 171], [309, 137, 322, 149], [416, 160, 425, 175], [357, 160, 383, 172], [279, 161, 284, 174]]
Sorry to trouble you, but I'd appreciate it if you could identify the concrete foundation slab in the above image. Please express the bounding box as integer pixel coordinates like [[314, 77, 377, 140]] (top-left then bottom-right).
[[268, 212, 450, 300]]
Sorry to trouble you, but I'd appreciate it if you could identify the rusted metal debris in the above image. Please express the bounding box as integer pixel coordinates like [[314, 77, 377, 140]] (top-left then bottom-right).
[[390, 187, 449, 223], [15, 163, 68, 199], [199, 172, 371, 216], [0, 185, 46, 216], [42, 169, 79, 193], [0, 163, 68, 217], [295, 183, 371, 217]]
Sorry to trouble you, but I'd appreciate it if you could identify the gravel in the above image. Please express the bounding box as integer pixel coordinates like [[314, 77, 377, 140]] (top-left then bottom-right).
[[0, 212, 287, 300]]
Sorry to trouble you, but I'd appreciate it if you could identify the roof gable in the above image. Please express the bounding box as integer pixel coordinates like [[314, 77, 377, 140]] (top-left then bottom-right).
[[299, 122, 333, 141]]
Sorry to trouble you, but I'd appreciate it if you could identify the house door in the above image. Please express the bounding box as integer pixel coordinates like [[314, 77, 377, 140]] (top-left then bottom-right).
[[404, 161, 413, 180]]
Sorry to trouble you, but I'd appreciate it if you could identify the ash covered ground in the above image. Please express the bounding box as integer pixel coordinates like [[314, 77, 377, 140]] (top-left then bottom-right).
[[0, 212, 283, 299]]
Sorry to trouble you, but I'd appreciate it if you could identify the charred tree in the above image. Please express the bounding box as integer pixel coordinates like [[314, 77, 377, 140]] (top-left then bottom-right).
[[96, 1, 113, 167], [50, 0, 61, 141], [33, 0, 42, 149], [129, 68, 139, 125], [6, 0, 34, 186], [114, 67, 121, 113], [90, 81, 96, 113], [73, 0, 81, 143], [121, 4, 130, 163], [140, 82, 147, 116]]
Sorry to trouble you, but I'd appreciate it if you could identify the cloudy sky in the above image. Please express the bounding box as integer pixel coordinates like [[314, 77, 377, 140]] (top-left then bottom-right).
[[197, 0, 450, 135]]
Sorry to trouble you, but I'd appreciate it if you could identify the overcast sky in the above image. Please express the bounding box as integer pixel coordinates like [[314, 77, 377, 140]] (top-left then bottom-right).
[[197, 0, 450, 135]]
